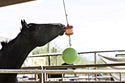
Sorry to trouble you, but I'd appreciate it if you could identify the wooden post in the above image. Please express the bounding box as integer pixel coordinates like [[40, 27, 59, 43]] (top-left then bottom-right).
[[94, 52, 98, 81], [56, 55, 58, 66], [41, 66, 44, 83], [47, 43, 50, 66], [48, 56, 50, 66], [120, 73, 122, 81], [35, 74, 38, 80]]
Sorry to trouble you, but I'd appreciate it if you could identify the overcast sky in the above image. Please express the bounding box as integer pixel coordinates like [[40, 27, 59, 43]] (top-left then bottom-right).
[[0, 0, 125, 52]]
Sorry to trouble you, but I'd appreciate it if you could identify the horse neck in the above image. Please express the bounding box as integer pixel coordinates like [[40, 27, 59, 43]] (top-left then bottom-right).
[[1, 33, 36, 69]]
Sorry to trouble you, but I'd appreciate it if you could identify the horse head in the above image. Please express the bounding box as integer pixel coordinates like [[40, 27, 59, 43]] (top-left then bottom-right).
[[20, 20, 65, 46]]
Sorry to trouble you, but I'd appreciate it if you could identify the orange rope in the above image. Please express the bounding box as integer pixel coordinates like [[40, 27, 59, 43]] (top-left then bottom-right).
[[63, 0, 69, 25], [63, 0, 72, 47]]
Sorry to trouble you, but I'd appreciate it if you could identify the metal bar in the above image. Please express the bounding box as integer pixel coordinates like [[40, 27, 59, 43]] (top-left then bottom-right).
[[29, 53, 62, 57], [0, 69, 125, 74], [21, 66, 42, 69], [29, 50, 125, 57], [43, 63, 125, 69], [78, 50, 125, 54], [45, 81, 125, 83]]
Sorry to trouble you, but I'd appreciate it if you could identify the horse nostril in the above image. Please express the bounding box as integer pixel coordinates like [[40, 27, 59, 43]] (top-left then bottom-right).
[[61, 24, 65, 29], [63, 25, 65, 28]]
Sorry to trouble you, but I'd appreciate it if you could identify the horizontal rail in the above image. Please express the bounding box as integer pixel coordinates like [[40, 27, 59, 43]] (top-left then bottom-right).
[[43, 63, 125, 69], [78, 50, 125, 54], [45, 81, 125, 83], [29, 53, 62, 57], [21, 66, 42, 69], [29, 50, 125, 57], [0, 69, 125, 74]]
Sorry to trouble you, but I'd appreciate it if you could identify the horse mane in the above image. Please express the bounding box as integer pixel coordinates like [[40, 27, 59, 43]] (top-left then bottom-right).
[[1, 42, 7, 51], [0, 41, 7, 51], [0, 34, 19, 52], [0, 26, 24, 52], [1, 41, 8, 47], [0, 23, 38, 51]]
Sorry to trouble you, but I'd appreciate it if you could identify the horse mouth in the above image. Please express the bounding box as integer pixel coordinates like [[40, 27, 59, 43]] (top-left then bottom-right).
[[59, 29, 65, 36]]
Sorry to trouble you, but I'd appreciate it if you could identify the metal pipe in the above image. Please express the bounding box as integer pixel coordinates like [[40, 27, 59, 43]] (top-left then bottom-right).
[[29, 50, 125, 57], [0, 69, 124, 74]]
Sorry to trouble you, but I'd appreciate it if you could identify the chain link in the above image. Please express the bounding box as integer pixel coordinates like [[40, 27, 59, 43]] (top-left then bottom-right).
[[69, 36, 72, 47]]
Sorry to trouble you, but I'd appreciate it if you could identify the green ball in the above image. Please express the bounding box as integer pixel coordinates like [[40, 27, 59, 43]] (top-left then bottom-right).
[[62, 48, 78, 64]]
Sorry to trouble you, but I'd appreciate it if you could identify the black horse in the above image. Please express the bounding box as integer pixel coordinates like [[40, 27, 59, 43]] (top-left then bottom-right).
[[0, 20, 65, 83]]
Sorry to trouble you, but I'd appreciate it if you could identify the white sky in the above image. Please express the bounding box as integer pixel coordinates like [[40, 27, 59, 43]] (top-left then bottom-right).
[[0, 0, 125, 52]]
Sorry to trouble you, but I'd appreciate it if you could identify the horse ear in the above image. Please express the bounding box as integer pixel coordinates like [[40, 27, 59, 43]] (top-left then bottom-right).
[[21, 20, 29, 28]]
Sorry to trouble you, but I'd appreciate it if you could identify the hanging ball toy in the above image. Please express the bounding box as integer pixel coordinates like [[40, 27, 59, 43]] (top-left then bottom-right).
[[62, 48, 78, 64], [65, 25, 73, 36]]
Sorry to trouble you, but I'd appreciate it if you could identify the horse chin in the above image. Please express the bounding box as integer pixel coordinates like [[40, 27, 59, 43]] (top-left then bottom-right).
[[59, 30, 65, 36], [59, 32, 64, 36]]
